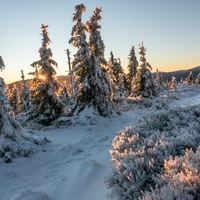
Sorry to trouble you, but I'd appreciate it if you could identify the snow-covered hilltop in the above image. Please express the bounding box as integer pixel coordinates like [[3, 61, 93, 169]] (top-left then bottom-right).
[[0, 3, 200, 200], [0, 84, 200, 200]]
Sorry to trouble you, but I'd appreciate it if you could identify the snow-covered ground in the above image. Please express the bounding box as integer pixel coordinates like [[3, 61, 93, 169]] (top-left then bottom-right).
[[1, 84, 200, 200]]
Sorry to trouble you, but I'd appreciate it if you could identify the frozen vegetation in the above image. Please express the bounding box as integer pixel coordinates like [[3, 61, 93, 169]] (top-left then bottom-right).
[[0, 84, 200, 200], [1, 3, 200, 200]]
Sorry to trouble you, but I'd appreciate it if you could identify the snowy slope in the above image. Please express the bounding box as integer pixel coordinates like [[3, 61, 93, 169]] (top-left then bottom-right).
[[1, 84, 200, 200]]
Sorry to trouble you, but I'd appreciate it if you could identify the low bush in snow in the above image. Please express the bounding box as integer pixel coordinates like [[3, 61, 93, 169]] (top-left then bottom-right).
[[106, 105, 200, 199], [140, 147, 200, 199]]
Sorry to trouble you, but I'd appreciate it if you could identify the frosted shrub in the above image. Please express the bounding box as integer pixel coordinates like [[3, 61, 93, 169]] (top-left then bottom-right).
[[140, 147, 200, 199], [106, 105, 200, 199]]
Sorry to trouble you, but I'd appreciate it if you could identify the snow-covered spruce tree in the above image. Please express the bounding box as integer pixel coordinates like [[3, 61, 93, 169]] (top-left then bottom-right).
[[185, 71, 194, 85], [107, 51, 117, 98], [86, 6, 116, 116], [169, 75, 178, 90], [69, 5, 115, 116], [59, 82, 69, 106], [195, 72, 200, 85], [155, 69, 164, 92], [0, 77, 22, 163], [107, 52, 127, 99], [0, 56, 5, 71], [112, 58, 124, 84], [18, 70, 30, 113], [68, 4, 92, 114], [0, 64, 48, 163], [132, 42, 157, 97], [28, 24, 64, 125], [8, 84, 19, 115], [127, 45, 138, 91]]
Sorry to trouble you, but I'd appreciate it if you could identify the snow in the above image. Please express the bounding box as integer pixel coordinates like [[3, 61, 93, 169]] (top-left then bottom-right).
[[1, 84, 200, 200]]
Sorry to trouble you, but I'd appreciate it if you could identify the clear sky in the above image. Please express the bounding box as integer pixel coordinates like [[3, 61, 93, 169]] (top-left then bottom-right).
[[0, 0, 200, 84]]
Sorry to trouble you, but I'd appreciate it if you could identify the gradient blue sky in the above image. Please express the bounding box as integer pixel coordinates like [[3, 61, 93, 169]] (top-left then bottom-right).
[[0, 0, 200, 84]]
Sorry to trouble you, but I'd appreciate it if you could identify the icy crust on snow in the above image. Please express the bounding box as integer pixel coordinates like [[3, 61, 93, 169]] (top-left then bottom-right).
[[107, 104, 200, 199]]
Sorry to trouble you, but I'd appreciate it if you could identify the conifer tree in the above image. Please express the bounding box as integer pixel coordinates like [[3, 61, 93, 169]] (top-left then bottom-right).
[[132, 42, 157, 97], [169, 75, 178, 90], [0, 60, 49, 163], [18, 70, 30, 113], [108, 52, 127, 98], [186, 71, 194, 85], [69, 5, 114, 116], [68, 4, 92, 114], [127, 45, 138, 91], [59, 82, 69, 106], [110, 55, 127, 98], [155, 69, 164, 91], [0, 62, 31, 162], [9, 84, 19, 115], [86, 6, 114, 116], [112, 58, 124, 83], [107, 51, 117, 98], [29, 24, 64, 125], [0, 56, 5, 71]]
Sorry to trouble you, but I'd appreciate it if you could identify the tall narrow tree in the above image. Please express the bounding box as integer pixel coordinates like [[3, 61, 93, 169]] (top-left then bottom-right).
[[68, 4, 92, 114], [18, 70, 30, 113], [0, 56, 5, 71], [132, 42, 157, 97], [86, 8, 114, 116], [29, 24, 64, 125], [8, 84, 19, 115], [86, 7, 115, 116], [127, 45, 138, 91], [69, 5, 115, 116], [108, 53, 127, 98]]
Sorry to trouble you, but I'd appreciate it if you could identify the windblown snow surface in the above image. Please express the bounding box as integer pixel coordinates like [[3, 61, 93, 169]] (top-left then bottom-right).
[[1, 84, 200, 200]]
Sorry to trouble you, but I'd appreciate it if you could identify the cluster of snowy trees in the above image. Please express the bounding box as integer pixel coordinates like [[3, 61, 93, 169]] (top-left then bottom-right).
[[0, 57, 48, 163], [2, 4, 197, 126], [0, 3, 199, 167], [1, 4, 159, 127], [106, 104, 200, 199]]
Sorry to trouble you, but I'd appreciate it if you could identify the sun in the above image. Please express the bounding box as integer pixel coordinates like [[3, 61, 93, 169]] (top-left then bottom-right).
[[39, 75, 46, 80]]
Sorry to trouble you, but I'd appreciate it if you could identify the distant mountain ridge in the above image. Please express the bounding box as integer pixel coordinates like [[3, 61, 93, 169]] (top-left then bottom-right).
[[6, 75, 72, 91], [6, 66, 200, 90], [155, 66, 200, 82]]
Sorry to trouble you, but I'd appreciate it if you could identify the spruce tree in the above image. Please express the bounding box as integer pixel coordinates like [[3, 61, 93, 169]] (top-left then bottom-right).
[[186, 71, 194, 85], [69, 5, 114, 116], [86, 6, 114, 116], [127, 45, 138, 91], [169, 75, 178, 90], [8, 84, 19, 115], [18, 70, 30, 113], [0, 56, 5, 71], [132, 42, 157, 97], [59, 82, 69, 106], [0, 61, 45, 163], [155, 69, 164, 92], [68, 4, 92, 114], [107, 51, 117, 98], [29, 24, 64, 125], [108, 52, 127, 98]]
